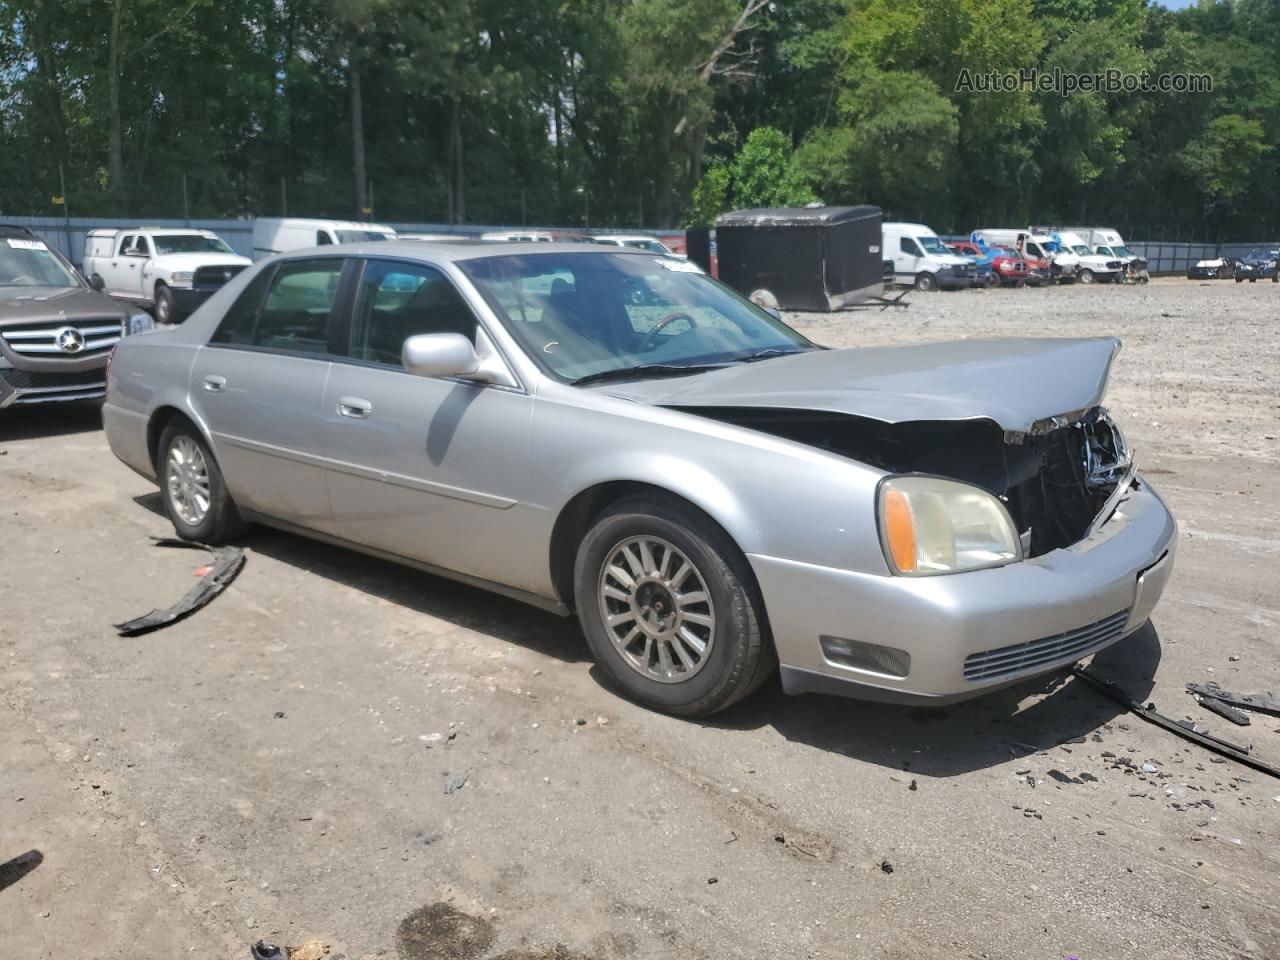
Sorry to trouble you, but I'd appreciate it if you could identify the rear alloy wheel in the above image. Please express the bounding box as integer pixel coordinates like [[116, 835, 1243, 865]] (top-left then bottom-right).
[[574, 497, 772, 717], [1078, 268, 1095, 284], [914, 272, 938, 292], [158, 422, 247, 543]]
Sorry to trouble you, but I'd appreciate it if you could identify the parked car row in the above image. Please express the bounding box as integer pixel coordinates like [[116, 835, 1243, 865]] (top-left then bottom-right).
[[884, 223, 1152, 291], [1187, 248, 1279, 282]]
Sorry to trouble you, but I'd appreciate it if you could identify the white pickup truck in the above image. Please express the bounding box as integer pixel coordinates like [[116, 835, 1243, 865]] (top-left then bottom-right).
[[82, 228, 251, 323]]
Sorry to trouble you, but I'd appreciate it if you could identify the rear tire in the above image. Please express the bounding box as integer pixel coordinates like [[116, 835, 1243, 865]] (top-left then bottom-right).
[[914, 272, 938, 292], [573, 496, 773, 717], [157, 422, 247, 544]]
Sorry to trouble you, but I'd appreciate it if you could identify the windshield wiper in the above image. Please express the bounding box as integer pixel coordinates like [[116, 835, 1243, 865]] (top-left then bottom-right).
[[570, 363, 730, 387], [738, 347, 808, 363]]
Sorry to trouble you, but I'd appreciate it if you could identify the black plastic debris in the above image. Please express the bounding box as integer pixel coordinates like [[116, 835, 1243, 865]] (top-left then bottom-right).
[[1188, 682, 1280, 722], [114, 537, 245, 636], [880, 860, 894, 875], [1192, 693, 1251, 726], [250, 941, 285, 960], [1074, 667, 1280, 781]]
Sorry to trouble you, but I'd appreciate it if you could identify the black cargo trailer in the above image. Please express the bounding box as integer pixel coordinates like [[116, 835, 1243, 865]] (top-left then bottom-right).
[[714, 205, 884, 312]]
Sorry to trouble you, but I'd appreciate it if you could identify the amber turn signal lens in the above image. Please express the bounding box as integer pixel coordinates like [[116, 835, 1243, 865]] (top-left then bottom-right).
[[883, 487, 917, 573]]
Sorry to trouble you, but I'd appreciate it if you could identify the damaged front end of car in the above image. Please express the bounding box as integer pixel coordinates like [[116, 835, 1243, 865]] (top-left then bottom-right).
[[670, 403, 1135, 560]]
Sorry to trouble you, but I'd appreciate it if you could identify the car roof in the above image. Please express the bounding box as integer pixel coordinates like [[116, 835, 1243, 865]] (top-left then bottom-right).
[[274, 240, 665, 265], [0, 224, 37, 238]]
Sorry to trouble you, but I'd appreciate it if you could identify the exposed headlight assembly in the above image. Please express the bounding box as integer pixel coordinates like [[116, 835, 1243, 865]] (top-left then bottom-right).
[[127, 312, 154, 335], [878, 476, 1021, 576]]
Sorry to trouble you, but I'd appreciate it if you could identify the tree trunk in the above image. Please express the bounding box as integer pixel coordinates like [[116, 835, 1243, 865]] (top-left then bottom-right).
[[107, 0, 125, 190], [30, 0, 70, 157], [351, 63, 368, 219], [451, 95, 465, 223], [553, 95, 565, 221]]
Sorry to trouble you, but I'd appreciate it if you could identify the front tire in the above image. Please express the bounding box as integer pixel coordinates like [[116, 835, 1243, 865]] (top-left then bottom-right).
[[983, 272, 1000, 288], [157, 422, 246, 543], [914, 272, 938, 292], [1078, 268, 1094, 284], [573, 496, 772, 717], [154, 283, 177, 324]]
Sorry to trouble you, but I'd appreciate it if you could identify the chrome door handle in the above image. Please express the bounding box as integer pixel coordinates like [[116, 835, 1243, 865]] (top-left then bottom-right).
[[337, 396, 372, 419], [203, 375, 226, 393]]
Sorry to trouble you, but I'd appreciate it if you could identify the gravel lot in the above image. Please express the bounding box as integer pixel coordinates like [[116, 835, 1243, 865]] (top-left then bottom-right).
[[2, 278, 1278, 960]]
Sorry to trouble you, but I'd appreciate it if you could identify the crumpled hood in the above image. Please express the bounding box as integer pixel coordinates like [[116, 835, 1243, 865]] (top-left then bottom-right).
[[604, 337, 1121, 434]]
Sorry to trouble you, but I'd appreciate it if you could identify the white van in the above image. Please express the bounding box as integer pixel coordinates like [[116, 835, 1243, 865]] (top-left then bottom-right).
[[251, 218, 396, 260], [882, 222, 975, 291]]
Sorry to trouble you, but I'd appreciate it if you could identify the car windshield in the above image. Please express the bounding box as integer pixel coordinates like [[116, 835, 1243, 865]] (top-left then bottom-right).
[[1071, 245, 1092, 256], [917, 236, 948, 255], [335, 230, 391, 244], [1112, 245, 1133, 257], [0, 238, 79, 287], [993, 246, 1019, 257], [459, 252, 815, 382], [153, 234, 233, 255]]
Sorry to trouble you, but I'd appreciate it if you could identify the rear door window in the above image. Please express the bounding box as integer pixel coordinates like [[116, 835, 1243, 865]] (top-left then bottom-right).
[[253, 259, 345, 354], [210, 266, 277, 345]]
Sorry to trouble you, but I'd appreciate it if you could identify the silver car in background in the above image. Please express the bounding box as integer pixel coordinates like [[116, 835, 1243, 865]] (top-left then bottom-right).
[[103, 242, 1175, 716]]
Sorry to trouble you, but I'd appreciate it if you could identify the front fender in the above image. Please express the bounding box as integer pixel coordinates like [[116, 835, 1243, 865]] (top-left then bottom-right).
[[531, 390, 888, 574]]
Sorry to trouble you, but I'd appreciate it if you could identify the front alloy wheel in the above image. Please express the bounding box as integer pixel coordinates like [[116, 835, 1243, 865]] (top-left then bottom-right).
[[574, 496, 773, 716], [598, 535, 716, 683]]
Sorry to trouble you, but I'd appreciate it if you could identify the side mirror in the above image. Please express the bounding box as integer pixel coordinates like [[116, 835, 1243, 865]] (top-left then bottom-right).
[[402, 333, 482, 380], [88, 274, 106, 292]]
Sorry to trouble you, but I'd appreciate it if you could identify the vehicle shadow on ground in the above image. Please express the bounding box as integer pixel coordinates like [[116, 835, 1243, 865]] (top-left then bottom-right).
[[704, 623, 1164, 778], [130, 492, 589, 664], [0, 403, 101, 441]]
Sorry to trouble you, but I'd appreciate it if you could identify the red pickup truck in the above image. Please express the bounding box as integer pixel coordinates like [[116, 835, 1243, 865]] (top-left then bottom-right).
[[948, 240, 1031, 287]]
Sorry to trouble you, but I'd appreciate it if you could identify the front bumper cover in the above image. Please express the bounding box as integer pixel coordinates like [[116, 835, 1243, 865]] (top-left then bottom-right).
[[751, 477, 1176, 704]]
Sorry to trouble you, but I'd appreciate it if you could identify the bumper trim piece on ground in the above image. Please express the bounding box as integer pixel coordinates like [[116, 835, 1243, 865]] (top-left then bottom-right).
[[1073, 667, 1280, 781], [114, 537, 245, 636]]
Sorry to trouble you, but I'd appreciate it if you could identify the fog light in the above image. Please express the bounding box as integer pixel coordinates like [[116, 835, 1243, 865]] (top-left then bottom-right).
[[820, 636, 912, 678]]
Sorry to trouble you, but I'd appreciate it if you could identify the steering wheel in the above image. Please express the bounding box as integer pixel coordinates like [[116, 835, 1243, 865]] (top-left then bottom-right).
[[639, 311, 700, 352]]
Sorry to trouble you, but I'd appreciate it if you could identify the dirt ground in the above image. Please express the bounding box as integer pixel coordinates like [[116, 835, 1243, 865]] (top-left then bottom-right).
[[2, 278, 1278, 960]]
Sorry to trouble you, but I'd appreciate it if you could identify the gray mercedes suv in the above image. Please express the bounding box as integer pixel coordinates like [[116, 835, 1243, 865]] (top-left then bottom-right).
[[0, 225, 152, 410]]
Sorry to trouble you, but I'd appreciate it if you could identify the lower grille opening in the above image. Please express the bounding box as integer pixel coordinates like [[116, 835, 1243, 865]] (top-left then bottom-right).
[[964, 610, 1130, 683], [2, 368, 106, 390]]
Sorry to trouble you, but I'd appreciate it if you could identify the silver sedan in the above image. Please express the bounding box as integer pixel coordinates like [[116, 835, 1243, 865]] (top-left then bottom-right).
[[103, 242, 1175, 716]]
